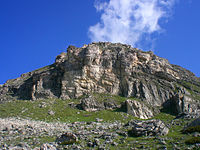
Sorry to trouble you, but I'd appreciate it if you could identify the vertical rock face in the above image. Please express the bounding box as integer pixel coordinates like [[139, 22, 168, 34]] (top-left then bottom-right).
[[124, 100, 154, 119], [0, 42, 200, 115], [171, 93, 200, 115], [173, 94, 196, 114]]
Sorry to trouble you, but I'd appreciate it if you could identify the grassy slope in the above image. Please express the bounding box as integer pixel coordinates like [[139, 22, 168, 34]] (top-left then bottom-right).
[[0, 94, 137, 123], [0, 94, 196, 149]]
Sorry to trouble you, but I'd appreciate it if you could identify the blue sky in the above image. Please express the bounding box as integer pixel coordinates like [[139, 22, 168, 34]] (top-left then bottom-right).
[[0, 0, 199, 84]]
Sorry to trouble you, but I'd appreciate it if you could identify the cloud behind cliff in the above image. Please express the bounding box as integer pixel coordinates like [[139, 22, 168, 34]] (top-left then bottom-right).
[[88, 0, 177, 49]]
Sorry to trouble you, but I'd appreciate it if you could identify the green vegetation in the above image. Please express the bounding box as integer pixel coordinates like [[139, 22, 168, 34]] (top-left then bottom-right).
[[152, 112, 175, 122], [183, 125, 200, 134], [177, 80, 200, 101], [180, 81, 200, 94], [33, 64, 55, 74], [0, 93, 198, 149], [185, 137, 200, 145], [0, 95, 135, 123]]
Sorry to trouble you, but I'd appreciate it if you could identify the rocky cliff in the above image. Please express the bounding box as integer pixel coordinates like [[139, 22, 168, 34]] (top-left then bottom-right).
[[0, 42, 200, 116]]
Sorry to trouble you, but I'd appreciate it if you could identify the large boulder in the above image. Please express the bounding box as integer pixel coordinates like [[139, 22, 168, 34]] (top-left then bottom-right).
[[187, 117, 200, 128], [182, 117, 200, 134], [124, 99, 154, 119], [80, 95, 120, 111], [80, 95, 105, 111], [128, 119, 169, 137], [56, 132, 78, 145]]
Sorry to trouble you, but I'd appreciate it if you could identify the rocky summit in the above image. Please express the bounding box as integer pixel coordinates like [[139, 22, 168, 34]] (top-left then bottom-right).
[[1, 42, 200, 116], [0, 42, 200, 149]]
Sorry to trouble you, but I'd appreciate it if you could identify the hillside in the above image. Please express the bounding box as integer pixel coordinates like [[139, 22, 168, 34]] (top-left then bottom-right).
[[0, 42, 200, 149]]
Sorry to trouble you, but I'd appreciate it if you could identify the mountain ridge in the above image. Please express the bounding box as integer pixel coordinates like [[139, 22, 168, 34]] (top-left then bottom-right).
[[0, 42, 200, 117], [1, 42, 200, 149]]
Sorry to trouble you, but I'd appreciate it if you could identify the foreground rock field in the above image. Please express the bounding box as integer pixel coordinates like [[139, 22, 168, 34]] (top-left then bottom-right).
[[0, 97, 200, 150]]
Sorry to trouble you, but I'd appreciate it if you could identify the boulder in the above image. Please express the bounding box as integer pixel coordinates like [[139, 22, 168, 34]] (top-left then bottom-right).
[[104, 99, 119, 110], [124, 99, 154, 119], [56, 132, 78, 145], [40, 143, 57, 150], [187, 117, 200, 128], [80, 95, 120, 112], [182, 117, 200, 134], [80, 95, 105, 111], [48, 110, 55, 115], [128, 119, 169, 137]]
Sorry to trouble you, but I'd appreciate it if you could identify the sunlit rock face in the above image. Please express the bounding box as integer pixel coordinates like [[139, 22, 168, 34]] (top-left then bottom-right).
[[0, 42, 200, 115]]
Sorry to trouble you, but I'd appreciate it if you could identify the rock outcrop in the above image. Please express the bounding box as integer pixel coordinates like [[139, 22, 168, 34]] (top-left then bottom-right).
[[56, 132, 78, 145], [0, 42, 200, 116], [80, 95, 119, 111], [128, 119, 169, 136], [80, 95, 105, 112], [124, 99, 154, 119], [187, 117, 200, 128], [172, 93, 200, 115]]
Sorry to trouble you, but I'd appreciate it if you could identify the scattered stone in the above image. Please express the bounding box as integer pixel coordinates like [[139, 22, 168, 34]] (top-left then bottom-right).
[[68, 102, 77, 108], [128, 119, 169, 136], [48, 110, 55, 115], [192, 132, 200, 137], [94, 138, 100, 146], [111, 142, 118, 146], [39, 102, 47, 108], [96, 118, 103, 122], [87, 141, 94, 147], [40, 143, 57, 150]]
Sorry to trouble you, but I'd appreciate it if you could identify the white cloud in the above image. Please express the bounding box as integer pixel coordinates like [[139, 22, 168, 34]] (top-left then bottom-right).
[[89, 0, 177, 49]]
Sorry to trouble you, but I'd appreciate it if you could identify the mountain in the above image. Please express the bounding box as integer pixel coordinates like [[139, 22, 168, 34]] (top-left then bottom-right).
[[1, 42, 200, 116], [1, 42, 200, 149]]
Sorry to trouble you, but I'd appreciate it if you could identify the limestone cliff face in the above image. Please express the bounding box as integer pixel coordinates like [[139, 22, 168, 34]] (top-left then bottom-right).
[[0, 42, 200, 114]]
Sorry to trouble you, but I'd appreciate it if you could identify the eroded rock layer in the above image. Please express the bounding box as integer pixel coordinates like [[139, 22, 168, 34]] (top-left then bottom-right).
[[0, 42, 200, 116]]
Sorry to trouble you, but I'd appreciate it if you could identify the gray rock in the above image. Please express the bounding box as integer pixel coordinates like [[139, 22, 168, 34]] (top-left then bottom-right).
[[128, 119, 169, 136], [79, 95, 120, 112], [187, 117, 200, 127], [56, 132, 78, 145], [172, 93, 199, 115], [104, 99, 119, 110], [40, 143, 57, 150], [39, 102, 47, 108], [87, 141, 94, 147], [96, 118, 103, 122], [80, 95, 104, 111], [48, 110, 55, 115], [94, 138, 100, 146], [1, 42, 199, 113], [124, 99, 154, 119]]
